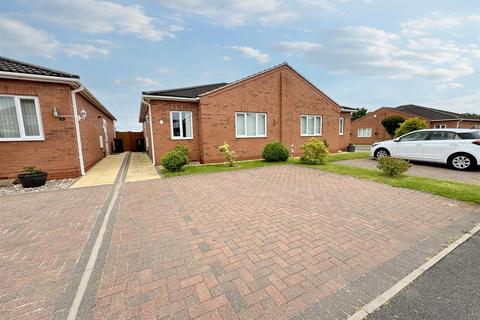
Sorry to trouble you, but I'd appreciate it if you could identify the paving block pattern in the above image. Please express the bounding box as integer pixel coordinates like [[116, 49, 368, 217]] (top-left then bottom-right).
[[91, 165, 479, 319], [0, 186, 111, 320]]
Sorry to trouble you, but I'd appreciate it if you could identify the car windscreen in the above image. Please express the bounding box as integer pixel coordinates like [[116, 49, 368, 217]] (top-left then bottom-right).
[[457, 131, 480, 139]]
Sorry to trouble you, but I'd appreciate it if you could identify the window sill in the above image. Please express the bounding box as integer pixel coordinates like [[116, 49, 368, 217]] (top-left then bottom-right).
[[235, 136, 268, 139], [0, 137, 45, 142], [300, 134, 322, 137], [170, 137, 194, 140]]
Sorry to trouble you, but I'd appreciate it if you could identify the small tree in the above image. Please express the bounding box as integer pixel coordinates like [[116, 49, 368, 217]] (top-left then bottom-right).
[[351, 107, 368, 120], [394, 117, 428, 137], [218, 142, 237, 167], [381, 116, 405, 137]]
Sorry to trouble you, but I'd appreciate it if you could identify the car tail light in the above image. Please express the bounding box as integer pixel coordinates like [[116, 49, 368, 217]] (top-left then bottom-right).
[[473, 140, 480, 146]]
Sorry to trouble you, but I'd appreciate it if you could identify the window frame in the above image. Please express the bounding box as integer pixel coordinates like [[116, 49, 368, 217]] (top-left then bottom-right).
[[300, 115, 322, 137], [339, 117, 345, 136], [0, 94, 44, 142], [433, 124, 447, 129], [357, 128, 372, 138], [235, 112, 268, 138], [170, 111, 193, 140]]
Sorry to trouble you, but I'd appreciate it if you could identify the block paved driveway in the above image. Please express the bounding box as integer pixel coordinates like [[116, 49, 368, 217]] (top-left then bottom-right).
[[1, 165, 479, 320], [92, 166, 478, 319]]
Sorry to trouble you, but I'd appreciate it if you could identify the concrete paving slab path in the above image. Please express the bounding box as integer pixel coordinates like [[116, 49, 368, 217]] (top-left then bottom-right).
[[125, 152, 159, 183], [70, 153, 126, 188]]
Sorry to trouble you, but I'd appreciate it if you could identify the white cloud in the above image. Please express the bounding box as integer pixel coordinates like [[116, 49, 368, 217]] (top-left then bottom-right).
[[114, 77, 160, 87], [275, 26, 477, 82], [33, 0, 182, 41], [159, 0, 297, 27], [227, 46, 270, 64], [0, 16, 60, 58], [402, 16, 462, 36], [0, 16, 112, 59], [65, 44, 110, 59], [222, 56, 232, 61], [436, 82, 464, 90]]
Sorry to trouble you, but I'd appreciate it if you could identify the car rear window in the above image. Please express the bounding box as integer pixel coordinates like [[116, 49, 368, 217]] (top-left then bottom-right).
[[457, 131, 480, 139]]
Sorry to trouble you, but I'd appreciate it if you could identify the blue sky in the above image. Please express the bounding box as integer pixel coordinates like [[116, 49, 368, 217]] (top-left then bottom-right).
[[1, 0, 479, 130]]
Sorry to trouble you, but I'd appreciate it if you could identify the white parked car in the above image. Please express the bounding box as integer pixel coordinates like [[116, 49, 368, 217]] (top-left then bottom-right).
[[371, 129, 480, 170]]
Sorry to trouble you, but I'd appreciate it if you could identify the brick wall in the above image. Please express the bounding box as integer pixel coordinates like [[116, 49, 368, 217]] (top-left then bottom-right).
[[146, 66, 349, 164], [350, 108, 418, 145], [0, 79, 80, 179], [77, 93, 115, 171], [430, 120, 480, 129], [149, 100, 201, 165], [0, 79, 115, 180]]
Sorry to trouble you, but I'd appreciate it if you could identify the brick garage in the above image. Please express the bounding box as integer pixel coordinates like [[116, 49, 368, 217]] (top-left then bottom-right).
[[139, 63, 353, 164], [0, 57, 116, 180]]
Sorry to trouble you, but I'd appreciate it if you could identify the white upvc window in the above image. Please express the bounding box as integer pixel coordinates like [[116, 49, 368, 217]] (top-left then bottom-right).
[[339, 117, 345, 136], [357, 128, 372, 137], [0, 95, 44, 141], [170, 111, 193, 139], [235, 112, 267, 138], [434, 124, 447, 129], [300, 115, 322, 136]]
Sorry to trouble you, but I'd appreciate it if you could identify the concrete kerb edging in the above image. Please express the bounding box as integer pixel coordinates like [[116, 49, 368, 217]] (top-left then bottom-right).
[[348, 222, 480, 320]]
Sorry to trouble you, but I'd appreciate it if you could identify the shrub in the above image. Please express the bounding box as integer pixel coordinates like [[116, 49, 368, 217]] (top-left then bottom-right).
[[299, 138, 329, 165], [218, 142, 237, 167], [21, 166, 45, 174], [173, 144, 190, 163], [381, 116, 405, 137], [377, 157, 411, 177], [394, 117, 428, 137], [262, 142, 289, 162], [323, 139, 329, 148], [162, 150, 188, 172]]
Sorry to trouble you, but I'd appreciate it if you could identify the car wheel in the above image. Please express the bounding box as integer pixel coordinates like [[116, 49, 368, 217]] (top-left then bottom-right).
[[449, 153, 475, 170], [374, 148, 390, 158]]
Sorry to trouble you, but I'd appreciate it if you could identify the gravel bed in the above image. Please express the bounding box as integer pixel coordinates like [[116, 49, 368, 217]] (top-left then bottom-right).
[[0, 179, 76, 196]]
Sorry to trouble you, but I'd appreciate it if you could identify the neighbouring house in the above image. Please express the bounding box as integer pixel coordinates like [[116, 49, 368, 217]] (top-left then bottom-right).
[[351, 104, 480, 145], [0, 56, 116, 180], [139, 63, 353, 165]]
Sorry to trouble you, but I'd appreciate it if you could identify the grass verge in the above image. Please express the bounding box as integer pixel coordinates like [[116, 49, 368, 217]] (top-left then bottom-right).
[[160, 152, 370, 177], [301, 162, 480, 204]]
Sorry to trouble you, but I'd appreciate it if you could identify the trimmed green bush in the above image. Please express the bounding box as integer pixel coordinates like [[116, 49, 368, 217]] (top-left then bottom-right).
[[394, 117, 428, 137], [299, 138, 329, 165], [262, 142, 289, 162], [173, 144, 190, 163], [162, 150, 188, 172], [377, 157, 411, 177]]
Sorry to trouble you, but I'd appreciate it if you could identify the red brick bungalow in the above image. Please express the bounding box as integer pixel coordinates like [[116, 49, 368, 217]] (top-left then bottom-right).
[[139, 63, 353, 165], [0, 56, 116, 180], [351, 104, 480, 145]]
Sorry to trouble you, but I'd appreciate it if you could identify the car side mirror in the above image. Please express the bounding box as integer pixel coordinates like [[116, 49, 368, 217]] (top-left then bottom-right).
[[393, 138, 400, 142]]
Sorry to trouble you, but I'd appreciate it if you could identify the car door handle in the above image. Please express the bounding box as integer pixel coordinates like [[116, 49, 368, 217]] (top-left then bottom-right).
[[449, 144, 459, 146], [416, 143, 423, 146]]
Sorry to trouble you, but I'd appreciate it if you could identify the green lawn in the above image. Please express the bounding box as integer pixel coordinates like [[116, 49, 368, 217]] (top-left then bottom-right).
[[159, 151, 480, 204], [300, 162, 480, 204], [160, 152, 370, 177]]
